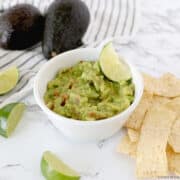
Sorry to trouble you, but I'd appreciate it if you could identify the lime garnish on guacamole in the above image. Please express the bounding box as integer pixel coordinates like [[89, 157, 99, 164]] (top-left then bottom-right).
[[99, 42, 131, 82], [44, 44, 135, 121]]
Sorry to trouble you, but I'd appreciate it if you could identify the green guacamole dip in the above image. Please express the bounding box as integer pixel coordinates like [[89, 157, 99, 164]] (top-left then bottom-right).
[[44, 61, 135, 120]]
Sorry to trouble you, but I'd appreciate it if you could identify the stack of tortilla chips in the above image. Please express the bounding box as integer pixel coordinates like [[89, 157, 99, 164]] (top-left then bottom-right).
[[117, 73, 180, 178]]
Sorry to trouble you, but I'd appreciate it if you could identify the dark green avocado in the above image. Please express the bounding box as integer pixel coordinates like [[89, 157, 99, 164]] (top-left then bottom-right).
[[0, 4, 44, 50], [42, 0, 90, 59]]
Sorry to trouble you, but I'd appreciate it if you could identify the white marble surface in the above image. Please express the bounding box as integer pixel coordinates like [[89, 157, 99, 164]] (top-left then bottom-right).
[[0, 0, 180, 180]]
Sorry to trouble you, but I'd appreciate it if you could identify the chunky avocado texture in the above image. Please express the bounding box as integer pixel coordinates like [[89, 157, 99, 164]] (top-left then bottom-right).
[[0, 4, 44, 50], [42, 0, 90, 59]]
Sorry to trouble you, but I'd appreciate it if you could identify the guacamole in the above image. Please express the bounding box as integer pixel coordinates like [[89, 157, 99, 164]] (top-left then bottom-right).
[[44, 61, 135, 120]]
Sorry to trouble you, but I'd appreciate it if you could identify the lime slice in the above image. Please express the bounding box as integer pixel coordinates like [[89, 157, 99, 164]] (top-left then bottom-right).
[[99, 42, 131, 82], [41, 151, 80, 180], [0, 103, 25, 137], [0, 66, 19, 95]]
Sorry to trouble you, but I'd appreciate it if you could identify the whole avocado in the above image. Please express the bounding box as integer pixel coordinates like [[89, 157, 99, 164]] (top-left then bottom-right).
[[42, 0, 90, 59], [0, 4, 44, 50]]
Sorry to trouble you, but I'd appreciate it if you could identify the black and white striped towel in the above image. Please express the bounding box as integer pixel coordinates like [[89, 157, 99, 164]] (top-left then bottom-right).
[[0, 0, 139, 106]]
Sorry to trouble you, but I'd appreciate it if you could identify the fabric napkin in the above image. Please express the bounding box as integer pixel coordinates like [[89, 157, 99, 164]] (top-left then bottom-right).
[[0, 0, 139, 106]]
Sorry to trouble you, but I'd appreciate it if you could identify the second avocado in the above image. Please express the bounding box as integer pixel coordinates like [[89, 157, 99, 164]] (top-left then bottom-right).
[[42, 0, 90, 59]]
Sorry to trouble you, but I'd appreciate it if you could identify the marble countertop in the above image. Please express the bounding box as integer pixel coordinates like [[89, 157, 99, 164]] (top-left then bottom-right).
[[0, 0, 180, 179]]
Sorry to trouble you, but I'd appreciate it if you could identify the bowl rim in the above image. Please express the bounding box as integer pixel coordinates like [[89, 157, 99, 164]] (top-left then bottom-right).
[[34, 48, 144, 126]]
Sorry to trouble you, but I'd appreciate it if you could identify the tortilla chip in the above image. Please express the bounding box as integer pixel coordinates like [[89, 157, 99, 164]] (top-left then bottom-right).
[[143, 73, 157, 93], [172, 96, 180, 102], [125, 91, 153, 130], [168, 118, 180, 153], [143, 73, 180, 97], [152, 96, 180, 116], [136, 105, 176, 178], [167, 146, 180, 175], [152, 95, 171, 106], [117, 135, 137, 158], [166, 97, 180, 117], [127, 128, 139, 143]]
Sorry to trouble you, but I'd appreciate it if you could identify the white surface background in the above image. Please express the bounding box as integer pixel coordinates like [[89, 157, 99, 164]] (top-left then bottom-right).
[[0, 0, 180, 180]]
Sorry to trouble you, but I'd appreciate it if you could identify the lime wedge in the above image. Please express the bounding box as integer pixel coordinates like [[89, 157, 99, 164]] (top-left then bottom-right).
[[99, 42, 131, 82], [0, 66, 19, 95], [0, 103, 25, 137], [41, 151, 80, 180]]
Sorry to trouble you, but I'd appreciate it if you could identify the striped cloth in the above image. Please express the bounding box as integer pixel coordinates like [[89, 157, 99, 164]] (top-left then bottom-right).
[[0, 0, 139, 105]]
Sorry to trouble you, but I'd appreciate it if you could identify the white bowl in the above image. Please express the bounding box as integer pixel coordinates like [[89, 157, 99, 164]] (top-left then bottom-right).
[[34, 48, 143, 142]]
